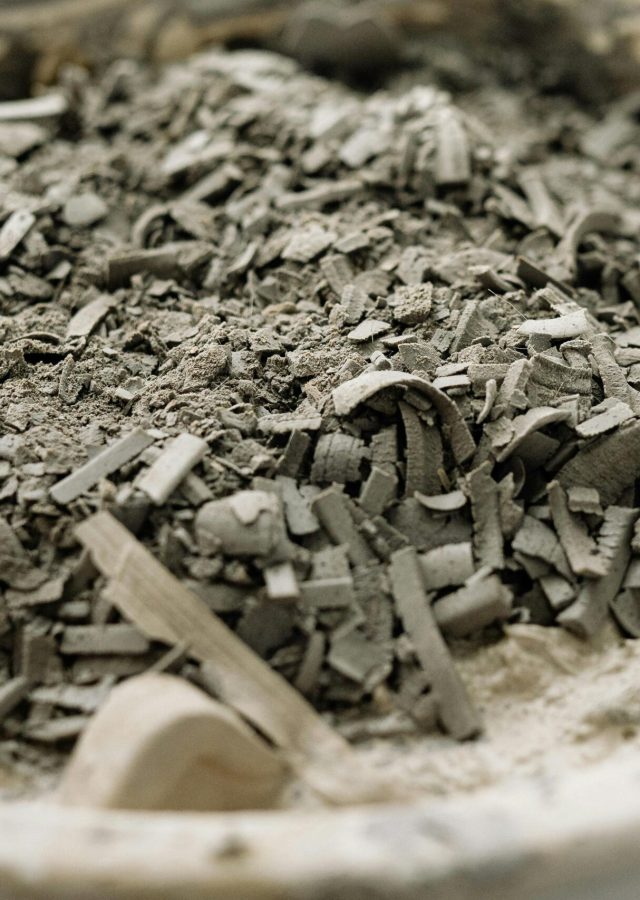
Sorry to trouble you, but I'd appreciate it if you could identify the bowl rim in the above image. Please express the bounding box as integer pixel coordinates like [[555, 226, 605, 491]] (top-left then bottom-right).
[[1, 751, 640, 899]]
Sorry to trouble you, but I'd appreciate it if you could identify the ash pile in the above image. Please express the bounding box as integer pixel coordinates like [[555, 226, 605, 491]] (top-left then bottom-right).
[[1, 42, 640, 789]]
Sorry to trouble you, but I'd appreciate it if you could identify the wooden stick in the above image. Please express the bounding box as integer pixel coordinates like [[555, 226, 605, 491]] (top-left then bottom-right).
[[76, 511, 402, 805]]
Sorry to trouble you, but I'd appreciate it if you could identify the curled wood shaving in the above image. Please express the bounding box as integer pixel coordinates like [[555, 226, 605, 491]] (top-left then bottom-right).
[[477, 377, 498, 425], [332, 370, 475, 464]]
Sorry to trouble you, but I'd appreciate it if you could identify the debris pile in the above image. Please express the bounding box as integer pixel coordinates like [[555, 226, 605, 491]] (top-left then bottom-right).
[[2, 42, 640, 791]]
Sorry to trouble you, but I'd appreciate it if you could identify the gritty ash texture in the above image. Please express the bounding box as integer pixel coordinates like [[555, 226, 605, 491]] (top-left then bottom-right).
[[2, 43, 640, 798]]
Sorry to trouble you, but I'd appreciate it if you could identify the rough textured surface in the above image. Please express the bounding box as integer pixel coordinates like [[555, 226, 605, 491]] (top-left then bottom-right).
[[2, 11, 640, 806]]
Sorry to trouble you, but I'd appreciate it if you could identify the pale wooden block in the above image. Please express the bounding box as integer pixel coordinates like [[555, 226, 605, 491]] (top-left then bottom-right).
[[58, 673, 289, 812]]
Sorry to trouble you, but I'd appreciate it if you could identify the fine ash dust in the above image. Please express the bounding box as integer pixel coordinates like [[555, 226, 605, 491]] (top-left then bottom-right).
[[357, 623, 640, 799]]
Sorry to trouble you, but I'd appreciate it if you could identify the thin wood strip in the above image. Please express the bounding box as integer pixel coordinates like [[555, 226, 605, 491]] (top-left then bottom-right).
[[76, 511, 399, 805], [389, 546, 481, 740], [50, 430, 154, 505]]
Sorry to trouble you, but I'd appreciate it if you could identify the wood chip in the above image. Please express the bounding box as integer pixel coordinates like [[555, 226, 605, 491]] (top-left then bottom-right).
[[276, 179, 362, 211], [320, 253, 354, 294], [575, 398, 634, 439], [431, 374, 470, 392], [137, 433, 207, 506], [466, 462, 504, 570], [553, 208, 620, 277], [414, 489, 467, 513], [30, 682, 113, 714], [276, 431, 312, 478], [610, 590, 640, 638], [294, 631, 326, 696], [358, 466, 398, 516], [347, 319, 391, 342], [512, 515, 572, 580], [0, 209, 35, 261], [311, 545, 351, 579], [301, 577, 354, 610], [477, 377, 498, 425], [65, 294, 120, 339], [310, 432, 366, 484], [264, 562, 299, 601], [590, 332, 640, 415], [0, 122, 46, 156], [419, 542, 474, 590], [632, 521, 640, 556], [339, 126, 385, 168], [517, 169, 564, 235], [63, 192, 108, 228], [450, 300, 488, 353], [527, 352, 591, 412], [389, 547, 481, 740], [50, 428, 155, 505], [0, 92, 67, 121], [494, 406, 571, 463], [538, 574, 575, 612], [558, 506, 637, 638], [327, 629, 390, 688], [433, 573, 512, 638], [179, 472, 213, 506], [339, 283, 369, 325], [281, 225, 335, 263], [567, 486, 602, 515], [493, 358, 530, 418], [258, 409, 322, 434], [23, 716, 90, 743], [60, 625, 150, 656], [18, 631, 58, 683], [106, 248, 182, 289], [516, 256, 575, 295], [310, 486, 374, 567], [557, 421, 640, 506], [0, 676, 29, 720], [517, 309, 591, 339], [195, 490, 290, 559], [5, 575, 66, 609], [435, 112, 471, 186], [399, 401, 441, 497], [369, 425, 398, 474], [276, 476, 319, 537], [548, 481, 606, 578]]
